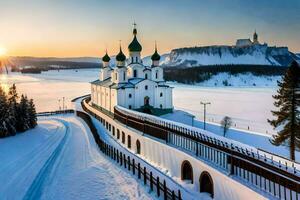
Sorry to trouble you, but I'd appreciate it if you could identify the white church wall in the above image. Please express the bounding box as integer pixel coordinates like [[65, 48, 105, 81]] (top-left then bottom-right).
[[127, 64, 145, 79], [97, 86, 101, 106], [134, 80, 156, 108], [151, 67, 164, 82], [143, 70, 151, 80], [155, 87, 165, 109], [110, 89, 117, 112]]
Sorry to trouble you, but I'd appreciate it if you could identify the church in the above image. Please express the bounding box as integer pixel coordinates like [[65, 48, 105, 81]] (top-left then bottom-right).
[[236, 30, 260, 48], [91, 25, 173, 115]]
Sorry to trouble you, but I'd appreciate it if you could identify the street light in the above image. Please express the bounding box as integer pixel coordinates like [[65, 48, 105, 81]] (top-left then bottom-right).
[[200, 101, 211, 130], [62, 97, 65, 113], [58, 99, 61, 111]]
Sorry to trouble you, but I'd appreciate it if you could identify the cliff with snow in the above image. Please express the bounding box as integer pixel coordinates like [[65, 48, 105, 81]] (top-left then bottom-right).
[[162, 44, 297, 67]]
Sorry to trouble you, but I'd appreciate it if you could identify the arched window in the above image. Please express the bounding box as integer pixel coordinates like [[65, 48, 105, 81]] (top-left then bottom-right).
[[155, 70, 158, 79], [122, 132, 125, 144], [136, 57, 138, 63], [133, 70, 137, 78], [160, 92, 163, 97], [145, 85, 148, 90], [129, 94, 132, 98], [181, 160, 193, 184], [127, 135, 131, 149], [160, 104, 163, 109], [129, 105, 132, 109], [199, 171, 214, 198], [136, 140, 141, 154], [145, 73, 148, 79], [123, 72, 126, 81], [131, 57, 134, 63], [117, 129, 120, 139]]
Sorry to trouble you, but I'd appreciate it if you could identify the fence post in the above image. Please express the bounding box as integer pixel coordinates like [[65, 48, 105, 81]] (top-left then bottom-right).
[[150, 172, 153, 191], [124, 154, 127, 169], [163, 180, 167, 200], [178, 190, 181, 200], [156, 176, 160, 197], [144, 167, 147, 185], [128, 156, 131, 171], [113, 148, 116, 160], [172, 190, 175, 200], [117, 150, 119, 163], [138, 163, 141, 179], [110, 146, 112, 158], [132, 159, 135, 175], [120, 152, 123, 166]]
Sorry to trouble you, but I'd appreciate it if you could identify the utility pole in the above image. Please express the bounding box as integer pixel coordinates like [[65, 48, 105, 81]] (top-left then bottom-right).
[[62, 97, 65, 113], [58, 99, 61, 111], [200, 101, 211, 130]]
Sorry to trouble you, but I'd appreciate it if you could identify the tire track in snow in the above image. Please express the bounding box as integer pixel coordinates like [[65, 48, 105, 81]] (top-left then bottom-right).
[[0, 122, 66, 198], [23, 119, 71, 200]]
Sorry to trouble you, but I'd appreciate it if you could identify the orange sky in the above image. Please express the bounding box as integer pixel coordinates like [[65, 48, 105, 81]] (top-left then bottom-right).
[[0, 0, 299, 57]]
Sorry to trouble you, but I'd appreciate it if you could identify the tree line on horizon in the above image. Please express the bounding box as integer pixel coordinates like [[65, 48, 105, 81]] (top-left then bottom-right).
[[0, 84, 37, 138], [164, 64, 287, 84]]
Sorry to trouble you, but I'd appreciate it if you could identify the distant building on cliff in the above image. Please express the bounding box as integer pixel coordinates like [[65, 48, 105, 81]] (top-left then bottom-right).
[[236, 30, 261, 48], [90, 25, 173, 115]]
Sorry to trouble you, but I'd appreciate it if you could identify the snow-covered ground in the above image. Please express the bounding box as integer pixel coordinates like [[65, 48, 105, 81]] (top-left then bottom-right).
[[0, 69, 278, 134], [0, 115, 153, 200], [2, 69, 294, 156], [162, 110, 300, 162], [170, 83, 277, 134], [190, 72, 281, 87]]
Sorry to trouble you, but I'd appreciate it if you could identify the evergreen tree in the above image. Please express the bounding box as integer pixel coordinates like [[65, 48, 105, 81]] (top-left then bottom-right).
[[0, 86, 9, 137], [7, 84, 18, 135], [16, 95, 29, 132], [268, 61, 300, 161], [28, 98, 37, 128]]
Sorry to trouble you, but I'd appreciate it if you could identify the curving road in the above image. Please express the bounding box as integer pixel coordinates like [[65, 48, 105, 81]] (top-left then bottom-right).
[[0, 116, 153, 200]]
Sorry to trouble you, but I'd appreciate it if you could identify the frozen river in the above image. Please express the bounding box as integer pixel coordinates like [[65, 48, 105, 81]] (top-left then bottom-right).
[[0, 69, 277, 135]]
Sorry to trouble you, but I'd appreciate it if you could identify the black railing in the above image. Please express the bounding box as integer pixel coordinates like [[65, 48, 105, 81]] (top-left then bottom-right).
[[82, 99, 300, 200], [112, 105, 300, 200], [37, 109, 74, 116], [77, 110, 182, 200]]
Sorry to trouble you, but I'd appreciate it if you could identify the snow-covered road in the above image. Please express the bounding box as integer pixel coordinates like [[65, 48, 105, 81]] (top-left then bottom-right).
[[0, 116, 153, 200]]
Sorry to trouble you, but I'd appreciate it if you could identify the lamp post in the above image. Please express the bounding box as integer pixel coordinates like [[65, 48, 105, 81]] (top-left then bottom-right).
[[200, 101, 211, 130], [58, 99, 61, 111], [62, 97, 65, 113]]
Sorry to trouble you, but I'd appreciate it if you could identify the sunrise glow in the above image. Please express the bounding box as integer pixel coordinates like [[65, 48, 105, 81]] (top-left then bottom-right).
[[0, 46, 7, 56]]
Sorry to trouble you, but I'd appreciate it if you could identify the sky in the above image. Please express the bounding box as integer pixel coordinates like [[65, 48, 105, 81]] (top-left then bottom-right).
[[0, 0, 299, 57]]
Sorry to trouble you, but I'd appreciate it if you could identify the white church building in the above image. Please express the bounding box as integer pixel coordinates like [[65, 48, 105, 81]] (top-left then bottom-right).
[[91, 26, 173, 115]]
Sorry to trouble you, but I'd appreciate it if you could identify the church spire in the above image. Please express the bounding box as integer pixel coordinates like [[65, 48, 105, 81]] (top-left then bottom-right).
[[102, 49, 110, 68], [128, 23, 142, 52], [151, 41, 161, 67], [116, 40, 126, 67], [128, 23, 142, 64], [253, 30, 258, 44]]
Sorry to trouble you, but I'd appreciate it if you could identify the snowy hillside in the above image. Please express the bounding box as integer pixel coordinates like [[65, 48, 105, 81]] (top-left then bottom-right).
[[163, 45, 297, 67], [185, 72, 282, 87]]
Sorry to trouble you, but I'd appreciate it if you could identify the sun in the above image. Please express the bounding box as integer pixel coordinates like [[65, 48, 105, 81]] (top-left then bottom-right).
[[0, 46, 7, 56]]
